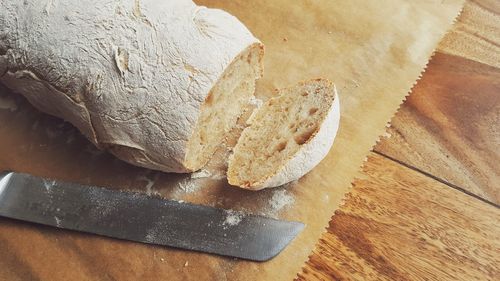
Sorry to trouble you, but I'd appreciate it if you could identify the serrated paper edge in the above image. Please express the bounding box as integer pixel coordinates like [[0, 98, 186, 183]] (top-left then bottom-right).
[[296, 3, 467, 279]]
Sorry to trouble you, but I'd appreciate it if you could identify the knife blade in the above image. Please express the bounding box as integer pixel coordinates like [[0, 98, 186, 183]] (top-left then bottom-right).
[[0, 171, 304, 261]]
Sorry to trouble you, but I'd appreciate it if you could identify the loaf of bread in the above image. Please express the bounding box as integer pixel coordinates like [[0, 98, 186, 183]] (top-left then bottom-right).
[[0, 0, 264, 173], [1, 2, 340, 189], [227, 79, 340, 190]]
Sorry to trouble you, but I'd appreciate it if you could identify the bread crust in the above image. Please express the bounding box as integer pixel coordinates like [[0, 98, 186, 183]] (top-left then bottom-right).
[[0, 0, 261, 172], [228, 81, 340, 190]]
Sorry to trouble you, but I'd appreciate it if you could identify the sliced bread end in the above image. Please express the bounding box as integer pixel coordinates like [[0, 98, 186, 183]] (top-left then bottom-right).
[[183, 43, 264, 172], [227, 78, 340, 190]]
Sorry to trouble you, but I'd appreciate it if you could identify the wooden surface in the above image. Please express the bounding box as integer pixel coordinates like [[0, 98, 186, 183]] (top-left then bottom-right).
[[0, 0, 494, 280], [376, 0, 500, 204], [301, 0, 500, 280], [299, 153, 499, 281], [375, 52, 500, 204], [0, 1, 466, 281]]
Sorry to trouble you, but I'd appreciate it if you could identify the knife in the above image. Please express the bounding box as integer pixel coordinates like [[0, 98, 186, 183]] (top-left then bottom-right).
[[0, 171, 304, 261]]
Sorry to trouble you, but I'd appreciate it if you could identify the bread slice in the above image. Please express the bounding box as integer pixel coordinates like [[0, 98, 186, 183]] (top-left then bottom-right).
[[227, 79, 340, 190]]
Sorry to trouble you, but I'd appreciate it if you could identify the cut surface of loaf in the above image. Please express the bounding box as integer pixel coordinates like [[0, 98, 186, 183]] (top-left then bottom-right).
[[227, 79, 340, 190], [0, 0, 263, 173], [184, 45, 263, 171]]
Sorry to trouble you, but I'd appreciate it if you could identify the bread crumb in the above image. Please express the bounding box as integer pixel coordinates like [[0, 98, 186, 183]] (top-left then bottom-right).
[[381, 131, 392, 139], [184, 261, 189, 267], [160, 257, 165, 262], [190, 169, 211, 179]]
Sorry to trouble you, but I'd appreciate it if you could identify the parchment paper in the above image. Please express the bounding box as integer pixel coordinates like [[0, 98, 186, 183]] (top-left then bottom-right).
[[0, 0, 464, 280]]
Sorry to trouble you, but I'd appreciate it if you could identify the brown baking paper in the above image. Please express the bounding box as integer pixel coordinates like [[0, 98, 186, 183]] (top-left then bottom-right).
[[0, 0, 464, 280]]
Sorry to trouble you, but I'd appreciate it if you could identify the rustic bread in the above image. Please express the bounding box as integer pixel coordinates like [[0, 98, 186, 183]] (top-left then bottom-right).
[[0, 0, 263, 173], [227, 79, 340, 190]]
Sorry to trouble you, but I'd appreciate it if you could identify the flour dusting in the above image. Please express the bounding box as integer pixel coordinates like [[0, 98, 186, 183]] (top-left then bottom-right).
[[65, 131, 76, 144], [86, 187, 120, 219], [138, 175, 156, 195], [223, 209, 244, 227], [190, 169, 211, 179], [84, 143, 105, 158], [43, 179, 56, 192], [145, 221, 168, 243], [210, 172, 226, 180], [0, 95, 17, 112], [32, 120, 39, 130], [177, 178, 202, 194], [45, 126, 62, 139], [269, 189, 295, 212], [54, 216, 61, 227], [145, 231, 156, 243]]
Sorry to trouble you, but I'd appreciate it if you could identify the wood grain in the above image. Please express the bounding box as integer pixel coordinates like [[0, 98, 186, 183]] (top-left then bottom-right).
[[302, 0, 500, 279], [375, 0, 500, 204], [0, 1, 466, 280], [375, 52, 500, 204], [0, 1, 488, 280], [299, 153, 500, 281], [438, 0, 500, 68]]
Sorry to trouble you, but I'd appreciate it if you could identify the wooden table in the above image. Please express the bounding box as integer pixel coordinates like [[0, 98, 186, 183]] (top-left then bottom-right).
[[0, 1, 497, 281], [300, 0, 500, 280]]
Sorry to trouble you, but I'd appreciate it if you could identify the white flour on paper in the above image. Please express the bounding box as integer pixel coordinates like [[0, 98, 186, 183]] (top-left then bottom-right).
[[264, 188, 295, 217], [137, 175, 157, 195], [177, 178, 202, 194], [84, 143, 105, 158], [191, 168, 226, 181], [269, 189, 295, 210], [210, 172, 226, 180], [0, 95, 18, 112], [65, 132, 76, 144], [32, 120, 39, 130], [45, 126, 62, 139]]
